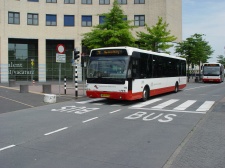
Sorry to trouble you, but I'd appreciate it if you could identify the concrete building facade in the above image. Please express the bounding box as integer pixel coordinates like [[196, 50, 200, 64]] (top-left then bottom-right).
[[0, 0, 182, 83]]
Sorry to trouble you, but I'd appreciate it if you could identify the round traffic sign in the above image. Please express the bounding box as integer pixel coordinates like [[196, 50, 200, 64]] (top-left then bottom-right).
[[56, 44, 65, 54]]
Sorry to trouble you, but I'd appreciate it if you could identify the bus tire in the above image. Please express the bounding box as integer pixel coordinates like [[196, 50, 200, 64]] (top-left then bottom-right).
[[142, 87, 149, 102], [174, 83, 179, 93]]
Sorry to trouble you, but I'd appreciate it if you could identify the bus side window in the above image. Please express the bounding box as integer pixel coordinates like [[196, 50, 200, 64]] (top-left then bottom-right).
[[132, 59, 139, 78], [139, 53, 148, 78]]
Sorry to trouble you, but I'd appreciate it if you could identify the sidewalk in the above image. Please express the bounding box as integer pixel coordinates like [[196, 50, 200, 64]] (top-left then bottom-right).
[[167, 96, 225, 168], [2, 80, 86, 95]]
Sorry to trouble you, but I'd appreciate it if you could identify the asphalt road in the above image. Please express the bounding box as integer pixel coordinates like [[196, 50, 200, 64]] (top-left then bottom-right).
[[0, 81, 225, 168]]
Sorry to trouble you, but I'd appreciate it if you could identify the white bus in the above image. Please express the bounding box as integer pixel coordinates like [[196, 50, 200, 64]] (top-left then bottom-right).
[[202, 63, 224, 83], [86, 47, 187, 101]]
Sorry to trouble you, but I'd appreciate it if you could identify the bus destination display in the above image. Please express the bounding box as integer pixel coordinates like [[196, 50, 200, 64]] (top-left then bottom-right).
[[91, 49, 128, 56]]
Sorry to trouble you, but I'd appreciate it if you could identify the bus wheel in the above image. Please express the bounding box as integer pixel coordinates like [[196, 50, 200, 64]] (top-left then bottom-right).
[[174, 83, 179, 93], [142, 87, 149, 102]]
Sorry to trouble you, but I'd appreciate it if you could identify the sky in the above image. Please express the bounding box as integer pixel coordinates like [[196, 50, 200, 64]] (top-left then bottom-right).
[[182, 0, 225, 62]]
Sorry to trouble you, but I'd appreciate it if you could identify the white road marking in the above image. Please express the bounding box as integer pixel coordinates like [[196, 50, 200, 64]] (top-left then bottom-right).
[[92, 103, 103, 105], [129, 107, 206, 114], [184, 85, 215, 91], [0, 145, 16, 152], [76, 98, 105, 104], [173, 100, 197, 111], [0, 96, 34, 107], [131, 98, 162, 108], [109, 109, 121, 114], [196, 101, 215, 112], [44, 127, 68, 136], [82, 117, 98, 123], [152, 99, 179, 109]]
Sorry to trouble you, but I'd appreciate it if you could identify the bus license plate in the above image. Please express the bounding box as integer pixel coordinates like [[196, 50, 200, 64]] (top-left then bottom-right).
[[101, 94, 110, 98]]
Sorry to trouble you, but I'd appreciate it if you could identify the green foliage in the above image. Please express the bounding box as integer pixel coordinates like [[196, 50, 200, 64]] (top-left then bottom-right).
[[82, 0, 136, 50], [217, 55, 225, 66], [136, 17, 177, 52], [175, 33, 214, 75]]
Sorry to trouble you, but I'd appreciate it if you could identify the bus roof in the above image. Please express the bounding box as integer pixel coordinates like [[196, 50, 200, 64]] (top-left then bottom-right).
[[90, 46, 186, 61]]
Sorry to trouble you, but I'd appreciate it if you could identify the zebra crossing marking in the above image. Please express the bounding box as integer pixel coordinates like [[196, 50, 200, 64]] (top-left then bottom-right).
[[76, 98, 215, 113], [131, 98, 162, 108], [196, 101, 215, 112], [152, 99, 179, 109], [173, 100, 197, 111]]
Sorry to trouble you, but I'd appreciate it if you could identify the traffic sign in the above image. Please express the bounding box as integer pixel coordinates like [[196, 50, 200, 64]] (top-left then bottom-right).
[[56, 53, 66, 63], [31, 59, 34, 67], [56, 44, 65, 54]]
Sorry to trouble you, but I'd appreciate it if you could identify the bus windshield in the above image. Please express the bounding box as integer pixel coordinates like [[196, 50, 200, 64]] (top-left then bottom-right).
[[87, 56, 129, 79], [203, 66, 220, 76]]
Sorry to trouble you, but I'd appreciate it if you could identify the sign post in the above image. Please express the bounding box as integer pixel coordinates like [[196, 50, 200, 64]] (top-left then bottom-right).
[[56, 44, 66, 96]]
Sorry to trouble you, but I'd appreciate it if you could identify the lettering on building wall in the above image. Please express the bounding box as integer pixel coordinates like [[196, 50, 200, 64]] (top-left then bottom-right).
[[8, 62, 34, 75], [8, 62, 23, 68]]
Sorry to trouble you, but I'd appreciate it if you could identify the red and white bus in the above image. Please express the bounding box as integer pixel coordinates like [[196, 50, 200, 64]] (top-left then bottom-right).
[[86, 47, 187, 101], [202, 63, 224, 83]]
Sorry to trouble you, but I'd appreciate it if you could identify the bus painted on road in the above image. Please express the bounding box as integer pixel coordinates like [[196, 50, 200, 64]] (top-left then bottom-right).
[[202, 63, 224, 83], [86, 47, 187, 101]]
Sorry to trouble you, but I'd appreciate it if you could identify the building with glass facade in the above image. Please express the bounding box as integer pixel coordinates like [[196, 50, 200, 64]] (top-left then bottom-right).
[[0, 0, 182, 83]]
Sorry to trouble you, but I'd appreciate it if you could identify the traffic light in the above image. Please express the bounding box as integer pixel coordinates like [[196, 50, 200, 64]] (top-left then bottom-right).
[[74, 49, 80, 60]]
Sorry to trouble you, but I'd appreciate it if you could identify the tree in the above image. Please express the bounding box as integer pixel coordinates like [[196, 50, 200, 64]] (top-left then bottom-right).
[[175, 33, 214, 79], [136, 17, 177, 52], [82, 0, 136, 50], [217, 55, 225, 66]]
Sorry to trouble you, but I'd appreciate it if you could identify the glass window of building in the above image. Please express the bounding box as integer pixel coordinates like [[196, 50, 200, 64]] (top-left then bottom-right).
[[118, 0, 127, 4], [82, 0, 92, 4], [82, 15, 92, 27], [46, 14, 57, 26], [99, 0, 110, 5], [27, 13, 38, 25], [64, 15, 74, 26], [8, 39, 38, 81], [46, 0, 57, 3], [134, 15, 145, 26], [134, 0, 144, 4], [28, 0, 39, 2], [99, 16, 105, 24], [8, 12, 20, 24], [64, 0, 75, 4]]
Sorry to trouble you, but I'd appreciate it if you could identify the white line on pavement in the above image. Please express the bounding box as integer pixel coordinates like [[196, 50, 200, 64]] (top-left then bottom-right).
[[44, 127, 68, 136], [0, 145, 16, 152], [109, 109, 121, 114], [0, 96, 34, 107], [82, 117, 98, 123]]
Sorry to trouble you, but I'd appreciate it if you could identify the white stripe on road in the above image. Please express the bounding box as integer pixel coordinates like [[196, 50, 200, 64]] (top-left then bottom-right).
[[196, 101, 215, 112], [173, 100, 197, 111], [0, 145, 16, 152], [109, 109, 121, 114], [131, 98, 162, 108], [76, 98, 105, 104], [0, 96, 34, 107], [44, 127, 68, 136], [82, 117, 98, 123], [152, 99, 179, 109]]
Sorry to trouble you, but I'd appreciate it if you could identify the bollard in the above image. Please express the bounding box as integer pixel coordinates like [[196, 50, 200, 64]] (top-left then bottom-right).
[[75, 64, 78, 98], [42, 84, 51, 93], [195, 77, 199, 82], [64, 76, 66, 94], [9, 80, 16, 87], [20, 85, 29, 93]]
